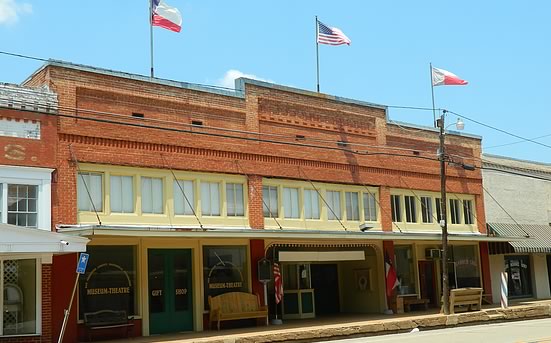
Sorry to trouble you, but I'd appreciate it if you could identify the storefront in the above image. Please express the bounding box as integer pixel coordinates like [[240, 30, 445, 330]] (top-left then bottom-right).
[[0, 223, 88, 341]]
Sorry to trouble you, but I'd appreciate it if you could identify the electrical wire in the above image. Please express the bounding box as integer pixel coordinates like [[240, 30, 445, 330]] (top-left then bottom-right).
[[484, 133, 551, 150]]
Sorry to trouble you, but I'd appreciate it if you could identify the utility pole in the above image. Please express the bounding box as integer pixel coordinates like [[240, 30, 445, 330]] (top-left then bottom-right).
[[437, 110, 450, 315]]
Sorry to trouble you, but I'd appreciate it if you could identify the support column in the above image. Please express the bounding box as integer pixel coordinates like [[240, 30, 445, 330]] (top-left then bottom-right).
[[250, 239, 266, 304], [479, 242, 492, 303]]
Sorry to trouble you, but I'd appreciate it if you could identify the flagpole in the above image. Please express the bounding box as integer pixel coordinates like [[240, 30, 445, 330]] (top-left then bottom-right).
[[315, 16, 320, 93], [149, 0, 155, 78], [430, 62, 436, 127]]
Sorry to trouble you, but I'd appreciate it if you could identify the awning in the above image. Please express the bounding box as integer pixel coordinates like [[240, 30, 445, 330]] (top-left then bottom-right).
[[0, 223, 89, 254], [57, 224, 523, 243], [487, 222, 551, 253], [279, 251, 365, 262]]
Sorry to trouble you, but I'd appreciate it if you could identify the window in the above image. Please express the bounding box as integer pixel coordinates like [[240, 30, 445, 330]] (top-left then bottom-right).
[[326, 191, 341, 220], [404, 196, 417, 223], [283, 187, 299, 219], [203, 246, 248, 309], [435, 197, 443, 222], [174, 180, 195, 215], [110, 176, 134, 213], [345, 192, 359, 221], [463, 200, 474, 225], [505, 255, 532, 297], [449, 199, 461, 224], [262, 186, 278, 217], [2, 259, 37, 336], [226, 183, 244, 217], [201, 182, 220, 216], [363, 193, 377, 222], [141, 177, 163, 214], [420, 196, 433, 223], [304, 189, 320, 219], [391, 195, 402, 222], [394, 246, 415, 295], [78, 246, 137, 319], [452, 245, 480, 288], [78, 172, 103, 212], [7, 185, 38, 228]]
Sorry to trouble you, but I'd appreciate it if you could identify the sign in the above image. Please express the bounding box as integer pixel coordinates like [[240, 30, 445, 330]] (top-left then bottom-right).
[[76, 253, 89, 274], [258, 258, 272, 283]]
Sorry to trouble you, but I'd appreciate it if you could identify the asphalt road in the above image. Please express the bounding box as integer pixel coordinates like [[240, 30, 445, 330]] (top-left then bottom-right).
[[317, 318, 551, 343]]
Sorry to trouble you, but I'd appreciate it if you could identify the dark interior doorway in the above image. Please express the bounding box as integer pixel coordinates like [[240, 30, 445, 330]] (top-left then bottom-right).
[[418, 260, 437, 306], [310, 264, 340, 315]]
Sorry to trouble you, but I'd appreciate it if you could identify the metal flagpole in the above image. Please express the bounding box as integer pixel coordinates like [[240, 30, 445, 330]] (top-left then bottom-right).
[[150, 0, 155, 78], [430, 62, 436, 127], [316, 16, 320, 93]]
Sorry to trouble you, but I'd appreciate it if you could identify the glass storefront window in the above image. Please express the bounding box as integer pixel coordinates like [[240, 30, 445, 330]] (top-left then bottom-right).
[[2, 259, 37, 336], [78, 246, 137, 319], [203, 246, 248, 309], [452, 245, 480, 288], [505, 255, 532, 298], [394, 245, 415, 294]]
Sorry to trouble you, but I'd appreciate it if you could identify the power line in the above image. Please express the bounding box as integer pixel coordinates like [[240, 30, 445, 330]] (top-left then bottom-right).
[[0, 51, 49, 62], [484, 133, 551, 150]]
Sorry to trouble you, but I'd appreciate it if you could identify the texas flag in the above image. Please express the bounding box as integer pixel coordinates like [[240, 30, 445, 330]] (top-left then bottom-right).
[[432, 67, 468, 86], [152, 0, 182, 33], [385, 252, 400, 297]]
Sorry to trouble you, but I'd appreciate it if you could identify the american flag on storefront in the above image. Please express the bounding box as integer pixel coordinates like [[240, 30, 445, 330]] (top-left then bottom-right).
[[274, 262, 283, 304], [317, 20, 351, 46]]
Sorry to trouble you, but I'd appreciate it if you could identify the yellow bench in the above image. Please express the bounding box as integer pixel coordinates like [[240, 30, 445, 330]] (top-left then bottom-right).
[[444, 287, 483, 314], [208, 292, 268, 330]]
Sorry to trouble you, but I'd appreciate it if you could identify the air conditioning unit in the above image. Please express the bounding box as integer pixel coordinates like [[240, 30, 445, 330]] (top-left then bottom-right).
[[425, 248, 442, 259]]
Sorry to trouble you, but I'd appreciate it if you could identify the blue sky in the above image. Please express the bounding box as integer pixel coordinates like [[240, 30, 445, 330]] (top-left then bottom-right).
[[1, 0, 550, 163]]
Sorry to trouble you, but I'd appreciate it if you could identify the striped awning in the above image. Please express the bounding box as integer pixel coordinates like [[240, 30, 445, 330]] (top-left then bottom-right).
[[487, 222, 551, 253]]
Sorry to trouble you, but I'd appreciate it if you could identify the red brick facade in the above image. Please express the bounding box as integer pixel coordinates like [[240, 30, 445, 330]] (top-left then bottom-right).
[[16, 61, 490, 340]]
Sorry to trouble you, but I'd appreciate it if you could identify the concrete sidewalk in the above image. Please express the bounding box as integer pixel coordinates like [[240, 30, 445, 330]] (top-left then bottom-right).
[[104, 300, 551, 343]]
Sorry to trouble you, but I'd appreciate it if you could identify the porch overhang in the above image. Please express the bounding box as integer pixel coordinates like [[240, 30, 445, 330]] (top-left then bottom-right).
[[56, 224, 523, 243], [0, 223, 89, 254]]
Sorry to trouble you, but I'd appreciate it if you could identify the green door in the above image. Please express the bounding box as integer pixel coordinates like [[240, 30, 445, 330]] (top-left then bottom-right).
[[148, 249, 193, 334]]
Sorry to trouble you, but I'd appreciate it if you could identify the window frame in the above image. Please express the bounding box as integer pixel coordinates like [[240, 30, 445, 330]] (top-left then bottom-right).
[[404, 195, 417, 223], [109, 175, 135, 214], [140, 176, 165, 215], [420, 196, 433, 224], [326, 190, 342, 220], [282, 187, 300, 219], [345, 191, 360, 221], [77, 172, 104, 213], [262, 185, 279, 218], [225, 182, 245, 217], [200, 181, 221, 217], [449, 198, 462, 224], [391, 194, 402, 222], [303, 189, 321, 220]]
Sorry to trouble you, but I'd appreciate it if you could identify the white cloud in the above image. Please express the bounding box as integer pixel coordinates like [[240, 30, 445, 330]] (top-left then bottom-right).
[[217, 69, 273, 89], [0, 0, 32, 25]]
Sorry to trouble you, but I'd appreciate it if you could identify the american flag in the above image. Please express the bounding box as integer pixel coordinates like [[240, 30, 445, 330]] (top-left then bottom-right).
[[317, 20, 351, 46], [273, 262, 283, 304]]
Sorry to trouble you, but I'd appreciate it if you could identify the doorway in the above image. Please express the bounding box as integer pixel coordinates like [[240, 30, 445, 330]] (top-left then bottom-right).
[[148, 249, 193, 334], [418, 260, 437, 306], [310, 264, 340, 315], [505, 255, 532, 298]]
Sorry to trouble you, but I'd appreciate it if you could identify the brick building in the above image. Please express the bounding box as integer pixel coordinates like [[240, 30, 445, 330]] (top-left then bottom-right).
[[19, 60, 501, 341], [0, 84, 88, 342]]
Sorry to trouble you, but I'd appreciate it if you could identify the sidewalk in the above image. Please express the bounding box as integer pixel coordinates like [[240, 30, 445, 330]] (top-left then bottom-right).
[[105, 300, 551, 343]]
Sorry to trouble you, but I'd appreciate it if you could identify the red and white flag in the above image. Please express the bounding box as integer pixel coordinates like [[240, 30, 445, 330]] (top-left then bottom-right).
[[385, 253, 400, 297], [152, 0, 182, 33], [274, 262, 283, 304], [432, 67, 468, 86]]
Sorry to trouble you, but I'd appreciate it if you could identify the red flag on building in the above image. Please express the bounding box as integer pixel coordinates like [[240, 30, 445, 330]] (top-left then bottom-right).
[[431, 67, 468, 86], [274, 262, 283, 304], [385, 253, 399, 297]]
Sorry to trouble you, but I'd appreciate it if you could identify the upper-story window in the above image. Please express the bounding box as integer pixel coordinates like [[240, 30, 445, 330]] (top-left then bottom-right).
[[463, 200, 474, 225], [435, 197, 443, 222], [404, 195, 417, 223], [141, 177, 163, 214], [283, 187, 299, 219], [110, 175, 134, 213], [326, 191, 342, 220], [391, 195, 402, 222], [304, 189, 320, 219], [174, 180, 195, 215], [420, 196, 433, 223], [201, 182, 220, 216], [226, 183, 244, 217], [262, 186, 278, 218], [77, 172, 103, 212], [363, 193, 377, 222], [345, 192, 359, 221], [449, 199, 461, 224], [6, 185, 38, 228]]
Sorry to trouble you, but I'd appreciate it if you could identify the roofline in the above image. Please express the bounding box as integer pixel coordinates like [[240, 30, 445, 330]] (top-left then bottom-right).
[[483, 153, 551, 168], [388, 120, 482, 140]]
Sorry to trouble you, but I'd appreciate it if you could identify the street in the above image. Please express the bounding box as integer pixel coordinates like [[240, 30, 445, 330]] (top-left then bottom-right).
[[318, 318, 551, 343]]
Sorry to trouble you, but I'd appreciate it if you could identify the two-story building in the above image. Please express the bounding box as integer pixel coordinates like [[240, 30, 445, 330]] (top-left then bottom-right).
[[20, 60, 501, 341], [0, 83, 88, 343]]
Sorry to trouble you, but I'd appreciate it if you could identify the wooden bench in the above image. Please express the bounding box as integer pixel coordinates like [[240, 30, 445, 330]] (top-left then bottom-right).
[[403, 297, 430, 312], [208, 292, 268, 330], [84, 310, 134, 341], [444, 287, 483, 314]]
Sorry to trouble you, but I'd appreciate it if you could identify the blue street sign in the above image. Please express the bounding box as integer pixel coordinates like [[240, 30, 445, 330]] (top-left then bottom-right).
[[76, 253, 89, 274]]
